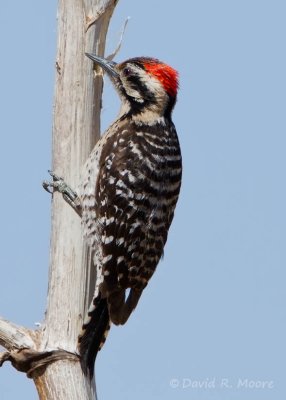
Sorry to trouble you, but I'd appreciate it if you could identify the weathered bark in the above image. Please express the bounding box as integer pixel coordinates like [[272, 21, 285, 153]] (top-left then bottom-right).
[[0, 1, 119, 399]]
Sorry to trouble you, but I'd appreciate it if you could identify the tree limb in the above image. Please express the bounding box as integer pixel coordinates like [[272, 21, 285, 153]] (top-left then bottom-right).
[[0, 317, 35, 351], [1, 1, 119, 398]]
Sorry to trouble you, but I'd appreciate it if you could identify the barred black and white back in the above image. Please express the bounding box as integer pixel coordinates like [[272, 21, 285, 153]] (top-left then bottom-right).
[[76, 55, 182, 376]]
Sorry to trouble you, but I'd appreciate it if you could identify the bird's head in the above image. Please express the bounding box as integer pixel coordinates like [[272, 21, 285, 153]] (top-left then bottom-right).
[[86, 53, 179, 121]]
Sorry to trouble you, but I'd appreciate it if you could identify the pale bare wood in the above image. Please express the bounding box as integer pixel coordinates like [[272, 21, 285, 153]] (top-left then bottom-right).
[[42, 0, 119, 350], [36, 0, 119, 398], [34, 361, 96, 400], [0, 0, 119, 399], [0, 317, 35, 350]]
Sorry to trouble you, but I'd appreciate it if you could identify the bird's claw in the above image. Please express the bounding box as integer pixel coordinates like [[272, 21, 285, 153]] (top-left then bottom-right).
[[42, 170, 66, 194], [47, 169, 64, 181], [42, 180, 53, 193], [42, 170, 82, 216]]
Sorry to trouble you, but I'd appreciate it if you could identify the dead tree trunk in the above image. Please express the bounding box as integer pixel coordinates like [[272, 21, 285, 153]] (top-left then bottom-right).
[[0, 1, 119, 398]]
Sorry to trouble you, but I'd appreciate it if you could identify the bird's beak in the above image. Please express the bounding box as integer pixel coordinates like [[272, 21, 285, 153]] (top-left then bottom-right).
[[85, 53, 119, 78]]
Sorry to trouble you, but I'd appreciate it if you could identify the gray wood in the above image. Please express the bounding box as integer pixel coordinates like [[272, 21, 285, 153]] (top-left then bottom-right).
[[0, 1, 119, 398]]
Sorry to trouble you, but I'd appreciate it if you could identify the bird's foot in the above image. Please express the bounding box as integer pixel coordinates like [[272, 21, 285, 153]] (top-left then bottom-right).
[[43, 170, 82, 215]]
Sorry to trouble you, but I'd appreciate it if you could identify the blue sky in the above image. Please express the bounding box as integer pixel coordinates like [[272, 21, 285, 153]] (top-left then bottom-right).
[[0, 1, 285, 399]]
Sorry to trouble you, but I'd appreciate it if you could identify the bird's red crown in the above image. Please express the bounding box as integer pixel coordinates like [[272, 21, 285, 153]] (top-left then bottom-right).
[[143, 58, 179, 98]]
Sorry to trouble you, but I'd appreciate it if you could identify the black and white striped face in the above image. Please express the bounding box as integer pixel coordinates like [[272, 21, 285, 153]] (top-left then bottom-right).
[[86, 54, 179, 119], [115, 59, 170, 115]]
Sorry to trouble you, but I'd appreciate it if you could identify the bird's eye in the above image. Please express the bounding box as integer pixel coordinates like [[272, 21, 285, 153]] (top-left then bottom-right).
[[123, 67, 131, 77]]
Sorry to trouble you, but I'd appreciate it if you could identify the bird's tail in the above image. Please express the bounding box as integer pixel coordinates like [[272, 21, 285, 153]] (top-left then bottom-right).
[[78, 293, 110, 377]]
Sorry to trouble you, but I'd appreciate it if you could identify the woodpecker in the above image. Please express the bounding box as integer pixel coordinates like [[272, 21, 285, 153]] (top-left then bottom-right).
[[43, 53, 182, 376]]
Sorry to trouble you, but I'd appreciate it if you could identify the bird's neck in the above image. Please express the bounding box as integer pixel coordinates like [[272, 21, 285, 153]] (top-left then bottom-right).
[[118, 99, 172, 127]]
